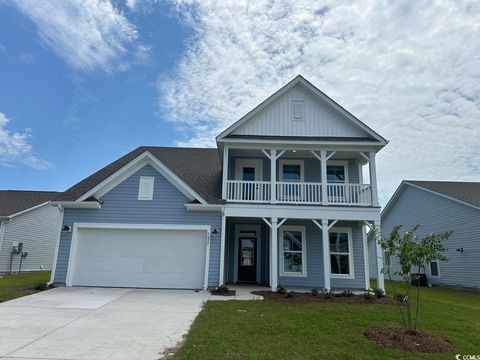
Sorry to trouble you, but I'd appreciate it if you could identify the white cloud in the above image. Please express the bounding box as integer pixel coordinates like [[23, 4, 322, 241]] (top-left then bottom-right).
[[159, 0, 480, 204], [0, 112, 53, 169], [8, 0, 147, 72]]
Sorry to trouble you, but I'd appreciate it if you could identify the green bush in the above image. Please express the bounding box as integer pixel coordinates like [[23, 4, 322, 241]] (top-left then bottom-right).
[[394, 293, 408, 302], [363, 291, 376, 300], [372, 287, 384, 298], [311, 287, 320, 296], [276, 283, 287, 295], [286, 291, 295, 298], [322, 288, 332, 299], [342, 290, 354, 297], [211, 285, 230, 294]]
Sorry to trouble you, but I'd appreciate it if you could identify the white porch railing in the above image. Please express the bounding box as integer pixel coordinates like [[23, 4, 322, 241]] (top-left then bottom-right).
[[226, 180, 373, 206], [326, 183, 372, 206], [226, 180, 271, 203]]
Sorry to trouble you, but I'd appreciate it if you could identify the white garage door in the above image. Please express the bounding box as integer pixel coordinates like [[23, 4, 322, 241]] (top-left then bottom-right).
[[69, 226, 208, 289]]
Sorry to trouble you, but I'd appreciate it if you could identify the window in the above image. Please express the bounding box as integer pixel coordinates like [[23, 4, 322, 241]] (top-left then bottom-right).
[[292, 100, 304, 120], [138, 176, 154, 200], [327, 163, 347, 183], [329, 228, 354, 278], [279, 160, 304, 199], [430, 261, 440, 277], [280, 226, 306, 276]]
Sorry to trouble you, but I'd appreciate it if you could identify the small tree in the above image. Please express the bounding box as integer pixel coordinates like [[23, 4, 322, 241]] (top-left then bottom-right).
[[377, 225, 451, 334]]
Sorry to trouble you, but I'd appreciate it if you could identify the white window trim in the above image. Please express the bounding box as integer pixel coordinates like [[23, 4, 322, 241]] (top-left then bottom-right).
[[326, 160, 349, 183], [279, 159, 305, 182], [429, 260, 441, 278], [279, 225, 307, 277], [138, 176, 154, 200], [329, 227, 354, 279], [234, 159, 264, 181]]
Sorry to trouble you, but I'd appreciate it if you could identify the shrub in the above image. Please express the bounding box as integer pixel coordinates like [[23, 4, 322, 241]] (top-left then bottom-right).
[[286, 291, 295, 298], [311, 287, 320, 296], [322, 288, 332, 299], [364, 290, 376, 300], [342, 290, 354, 297], [35, 283, 49, 291], [394, 293, 408, 302], [276, 283, 287, 295], [211, 285, 230, 294], [372, 287, 384, 298]]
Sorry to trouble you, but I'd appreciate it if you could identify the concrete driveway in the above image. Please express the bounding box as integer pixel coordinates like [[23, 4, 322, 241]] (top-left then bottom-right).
[[0, 287, 209, 360]]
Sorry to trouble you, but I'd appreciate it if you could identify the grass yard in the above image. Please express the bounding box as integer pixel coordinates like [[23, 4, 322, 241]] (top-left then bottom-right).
[[172, 282, 480, 359], [0, 272, 50, 302]]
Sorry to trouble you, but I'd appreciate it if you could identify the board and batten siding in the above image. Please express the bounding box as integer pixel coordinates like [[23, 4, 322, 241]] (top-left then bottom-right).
[[0, 204, 61, 273], [232, 84, 369, 138], [54, 164, 222, 287], [379, 185, 480, 289]]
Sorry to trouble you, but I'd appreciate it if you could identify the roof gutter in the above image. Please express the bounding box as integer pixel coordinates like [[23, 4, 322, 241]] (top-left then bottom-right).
[[49, 201, 101, 209]]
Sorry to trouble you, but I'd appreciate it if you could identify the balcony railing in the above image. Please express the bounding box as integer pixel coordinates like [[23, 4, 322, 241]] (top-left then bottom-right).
[[226, 180, 372, 206]]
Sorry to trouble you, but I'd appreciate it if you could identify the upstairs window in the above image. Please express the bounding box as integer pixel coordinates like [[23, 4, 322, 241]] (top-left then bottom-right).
[[327, 165, 346, 183], [138, 176, 154, 200], [292, 100, 304, 121]]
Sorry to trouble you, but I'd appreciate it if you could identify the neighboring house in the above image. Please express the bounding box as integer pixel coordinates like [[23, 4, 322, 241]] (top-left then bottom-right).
[[369, 180, 480, 289], [0, 190, 61, 274], [50, 75, 388, 292]]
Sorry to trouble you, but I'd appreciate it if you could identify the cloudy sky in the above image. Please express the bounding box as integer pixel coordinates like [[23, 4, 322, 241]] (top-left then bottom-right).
[[0, 0, 479, 205]]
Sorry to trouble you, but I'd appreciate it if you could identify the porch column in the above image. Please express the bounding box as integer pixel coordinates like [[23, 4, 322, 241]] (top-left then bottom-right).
[[374, 220, 385, 293], [218, 212, 226, 286], [270, 217, 278, 291], [270, 149, 277, 204], [369, 151, 379, 207], [361, 223, 370, 290], [221, 146, 229, 199], [320, 150, 328, 205], [322, 219, 331, 291]]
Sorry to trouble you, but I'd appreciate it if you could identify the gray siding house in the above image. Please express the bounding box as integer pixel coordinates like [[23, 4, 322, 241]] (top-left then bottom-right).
[[50, 75, 389, 292], [370, 180, 480, 289], [0, 191, 61, 274]]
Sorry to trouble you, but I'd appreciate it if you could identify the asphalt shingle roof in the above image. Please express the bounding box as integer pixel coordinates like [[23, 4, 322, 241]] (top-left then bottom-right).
[[55, 146, 223, 204], [407, 180, 480, 208], [0, 190, 60, 217]]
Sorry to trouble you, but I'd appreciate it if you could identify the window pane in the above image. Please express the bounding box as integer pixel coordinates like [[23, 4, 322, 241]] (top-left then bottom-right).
[[283, 164, 301, 181], [283, 252, 303, 273], [327, 165, 345, 183], [242, 167, 255, 181], [430, 261, 439, 276], [241, 238, 254, 266], [330, 254, 350, 274], [329, 232, 349, 253], [283, 231, 302, 251]]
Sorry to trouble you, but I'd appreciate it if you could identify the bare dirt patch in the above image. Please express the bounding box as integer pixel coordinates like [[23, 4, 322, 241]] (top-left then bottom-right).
[[365, 327, 453, 353], [209, 289, 236, 297], [252, 291, 398, 304]]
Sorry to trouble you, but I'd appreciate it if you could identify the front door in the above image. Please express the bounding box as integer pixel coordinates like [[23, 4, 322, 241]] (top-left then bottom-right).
[[237, 235, 257, 282]]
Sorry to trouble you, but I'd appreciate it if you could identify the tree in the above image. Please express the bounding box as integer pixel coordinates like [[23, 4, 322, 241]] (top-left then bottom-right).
[[377, 225, 451, 334]]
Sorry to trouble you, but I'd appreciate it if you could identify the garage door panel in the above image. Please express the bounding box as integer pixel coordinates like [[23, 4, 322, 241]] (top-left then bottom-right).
[[70, 227, 207, 289]]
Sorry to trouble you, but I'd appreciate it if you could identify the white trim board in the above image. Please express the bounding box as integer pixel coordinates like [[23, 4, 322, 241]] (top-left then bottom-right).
[[5, 201, 51, 220], [65, 222, 211, 290], [76, 151, 207, 204], [216, 75, 387, 144]]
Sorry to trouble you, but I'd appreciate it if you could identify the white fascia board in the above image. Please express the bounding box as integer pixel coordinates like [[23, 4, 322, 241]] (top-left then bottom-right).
[[224, 204, 381, 221], [76, 151, 207, 204], [6, 201, 51, 220], [218, 138, 385, 150], [185, 203, 224, 212], [216, 75, 388, 145], [50, 201, 101, 209]]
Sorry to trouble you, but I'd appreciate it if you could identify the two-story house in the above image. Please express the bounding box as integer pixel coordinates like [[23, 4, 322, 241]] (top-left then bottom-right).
[[49, 75, 388, 293]]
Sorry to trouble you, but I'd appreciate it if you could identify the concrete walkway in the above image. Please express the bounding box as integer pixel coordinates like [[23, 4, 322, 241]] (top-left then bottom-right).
[[0, 287, 210, 360]]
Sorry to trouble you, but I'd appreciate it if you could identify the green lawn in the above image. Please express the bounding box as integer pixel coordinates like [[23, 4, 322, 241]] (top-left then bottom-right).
[[0, 272, 50, 302], [173, 282, 480, 359]]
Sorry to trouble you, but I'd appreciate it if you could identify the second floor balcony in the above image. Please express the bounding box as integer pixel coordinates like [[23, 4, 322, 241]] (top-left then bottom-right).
[[221, 148, 379, 207]]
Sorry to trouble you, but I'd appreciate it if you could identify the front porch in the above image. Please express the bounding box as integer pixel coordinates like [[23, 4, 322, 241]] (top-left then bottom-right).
[[221, 214, 385, 293]]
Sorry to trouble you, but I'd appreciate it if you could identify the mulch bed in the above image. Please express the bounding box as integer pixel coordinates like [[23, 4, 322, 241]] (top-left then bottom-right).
[[209, 289, 236, 296], [365, 327, 453, 353], [251, 291, 398, 304]]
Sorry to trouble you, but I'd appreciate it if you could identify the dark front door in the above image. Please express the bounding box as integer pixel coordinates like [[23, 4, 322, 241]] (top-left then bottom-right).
[[238, 236, 256, 282]]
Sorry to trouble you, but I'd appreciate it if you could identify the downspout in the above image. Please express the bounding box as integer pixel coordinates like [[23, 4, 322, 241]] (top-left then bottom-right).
[[48, 205, 64, 286]]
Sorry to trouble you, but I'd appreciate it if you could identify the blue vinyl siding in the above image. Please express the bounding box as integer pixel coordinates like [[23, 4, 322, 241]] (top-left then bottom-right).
[[380, 185, 480, 289], [54, 164, 221, 287]]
